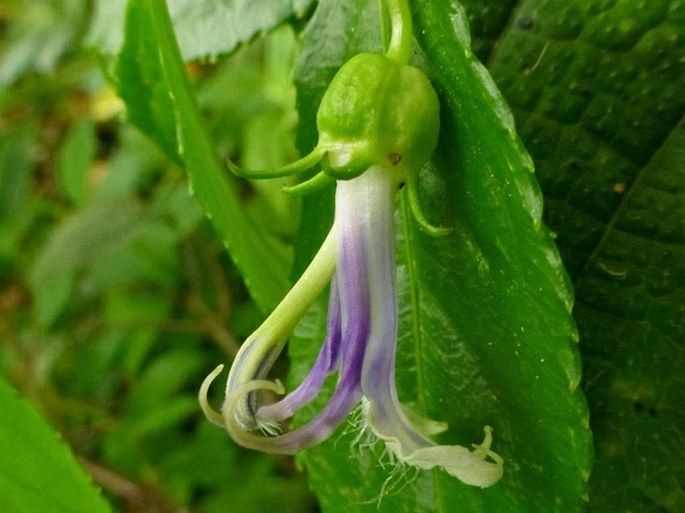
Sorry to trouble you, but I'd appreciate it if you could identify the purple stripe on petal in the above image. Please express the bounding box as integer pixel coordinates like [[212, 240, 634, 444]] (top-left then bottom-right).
[[253, 335, 364, 453], [224, 181, 375, 454], [257, 278, 343, 423], [355, 167, 433, 452], [248, 180, 377, 451], [232, 237, 371, 453]]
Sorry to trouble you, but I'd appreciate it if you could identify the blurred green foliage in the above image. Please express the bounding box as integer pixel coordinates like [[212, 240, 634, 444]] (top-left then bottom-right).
[[0, 0, 314, 511]]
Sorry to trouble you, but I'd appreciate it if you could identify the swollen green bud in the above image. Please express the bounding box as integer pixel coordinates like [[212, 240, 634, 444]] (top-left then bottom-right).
[[317, 52, 440, 183]]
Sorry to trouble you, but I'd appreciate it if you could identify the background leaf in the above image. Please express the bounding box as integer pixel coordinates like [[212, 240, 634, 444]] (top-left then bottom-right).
[[56, 119, 96, 206], [0, 0, 87, 86], [0, 377, 111, 513], [28, 198, 144, 328], [0, 124, 36, 219], [114, 0, 292, 312], [0, 3, 316, 511], [576, 123, 684, 512], [88, 0, 315, 60], [472, 1, 685, 510], [287, 1, 592, 512]]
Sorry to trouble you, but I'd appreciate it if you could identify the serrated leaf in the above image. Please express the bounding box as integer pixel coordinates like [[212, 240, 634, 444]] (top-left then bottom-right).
[[88, 0, 314, 60], [479, 1, 685, 511], [0, 377, 111, 513], [284, 1, 592, 512], [114, 0, 291, 312]]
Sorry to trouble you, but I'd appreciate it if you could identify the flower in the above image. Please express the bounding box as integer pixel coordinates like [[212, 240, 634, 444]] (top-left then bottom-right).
[[199, 5, 503, 485], [199, 164, 503, 487]]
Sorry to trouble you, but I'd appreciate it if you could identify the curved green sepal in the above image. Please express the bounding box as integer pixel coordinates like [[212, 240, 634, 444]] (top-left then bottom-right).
[[406, 179, 452, 237], [225, 145, 324, 179], [283, 171, 335, 196]]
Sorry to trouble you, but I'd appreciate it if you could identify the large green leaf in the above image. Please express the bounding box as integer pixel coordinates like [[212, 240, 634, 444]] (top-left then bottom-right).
[[114, 0, 291, 312], [484, 0, 684, 278], [478, 1, 685, 510], [286, 1, 592, 512], [576, 123, 685, 512], [0, 377, 111, 513]]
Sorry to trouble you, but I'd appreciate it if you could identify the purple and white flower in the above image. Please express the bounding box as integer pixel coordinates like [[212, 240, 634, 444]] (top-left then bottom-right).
[[201, 0, 503, 484], [200, 166, 503, 487]]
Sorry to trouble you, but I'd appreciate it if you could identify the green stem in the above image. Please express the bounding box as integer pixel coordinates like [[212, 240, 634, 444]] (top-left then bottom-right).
[[251, 228, 336, 342], [383, 0, 413, 64], [201, 228, 337, 429], [230, 228, 335, 389]]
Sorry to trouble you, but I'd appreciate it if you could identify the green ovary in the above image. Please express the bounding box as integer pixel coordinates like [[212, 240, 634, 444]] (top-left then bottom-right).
[[317, 52, 440, 182]]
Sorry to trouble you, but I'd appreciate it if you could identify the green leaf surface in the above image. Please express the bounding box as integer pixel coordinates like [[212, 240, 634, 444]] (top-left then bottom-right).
[[484, 0, 684, 279], [577, 122, 685, 513], [0, 377, 111, 513], [0, 124, 36, 218], [478, 1, 685, 510], [115, 0, 291, 312], [29, 198, 145, 328], [286, 1, 592, 512], [57, 119, 96, 206], [88, 0, 314, 60], [454, 0, 519, 61]]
